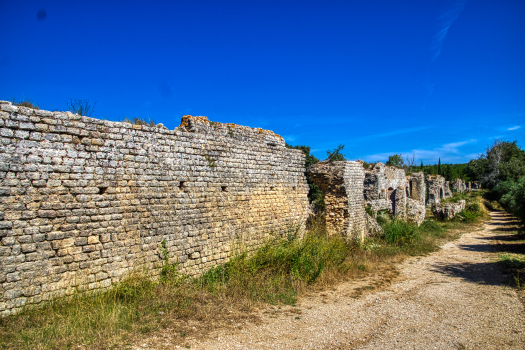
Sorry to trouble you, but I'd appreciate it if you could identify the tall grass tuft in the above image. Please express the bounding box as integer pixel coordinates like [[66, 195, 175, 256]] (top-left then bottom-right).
[[199, 231, 349, 305]]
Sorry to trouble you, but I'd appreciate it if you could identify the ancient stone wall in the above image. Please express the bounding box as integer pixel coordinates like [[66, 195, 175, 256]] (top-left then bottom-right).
[[0, 102, 309, 316], [307, 161, 367, 239]]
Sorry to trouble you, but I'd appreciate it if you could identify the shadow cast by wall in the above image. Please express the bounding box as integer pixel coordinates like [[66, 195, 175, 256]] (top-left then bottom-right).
[[430, 261, 506, 286]]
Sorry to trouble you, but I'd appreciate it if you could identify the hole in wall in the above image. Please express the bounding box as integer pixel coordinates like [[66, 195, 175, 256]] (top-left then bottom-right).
[[270, 187, 275, 191], [292, 186, 296, 191], [221, 186, 227, 192], [179, 181, 185, 189], [99, 187, 108, 195]]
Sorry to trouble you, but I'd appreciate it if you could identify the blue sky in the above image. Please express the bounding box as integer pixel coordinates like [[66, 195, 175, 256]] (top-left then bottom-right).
[[0, 0, 523, 164]]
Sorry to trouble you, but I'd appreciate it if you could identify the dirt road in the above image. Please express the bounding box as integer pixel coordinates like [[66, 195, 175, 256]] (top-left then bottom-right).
[[136, 212, 525, 349]]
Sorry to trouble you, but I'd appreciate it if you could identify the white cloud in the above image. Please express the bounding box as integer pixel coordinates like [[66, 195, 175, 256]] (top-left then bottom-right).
[[431, 0, 469, 64], [508, 126, 521, 131], [363, 139, 477, 164]]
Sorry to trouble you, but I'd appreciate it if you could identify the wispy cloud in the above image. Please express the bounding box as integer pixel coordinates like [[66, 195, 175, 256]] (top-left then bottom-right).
[[363, 139, 477, 164], [508, 125, 521, 131], [431, 0, 469, 64]]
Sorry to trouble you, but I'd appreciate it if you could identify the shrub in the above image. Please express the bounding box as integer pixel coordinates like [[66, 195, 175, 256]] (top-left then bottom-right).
[[500, 176, 525, 224]]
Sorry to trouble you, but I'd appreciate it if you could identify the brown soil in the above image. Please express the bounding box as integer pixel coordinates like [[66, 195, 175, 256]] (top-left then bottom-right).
[[133, 212, 525, 349]]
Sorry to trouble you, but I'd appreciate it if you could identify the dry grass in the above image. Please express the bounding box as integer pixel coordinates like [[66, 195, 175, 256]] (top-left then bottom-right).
[[0, 209, 484, 350]]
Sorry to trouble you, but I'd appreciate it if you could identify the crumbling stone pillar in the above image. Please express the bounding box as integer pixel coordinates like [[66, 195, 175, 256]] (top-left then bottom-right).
[[308, 161, 368, 240], [394, 186, 407, 220]]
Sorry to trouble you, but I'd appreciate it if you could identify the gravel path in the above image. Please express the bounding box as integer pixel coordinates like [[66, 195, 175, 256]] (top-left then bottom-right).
[[136, 212, 525, 349]]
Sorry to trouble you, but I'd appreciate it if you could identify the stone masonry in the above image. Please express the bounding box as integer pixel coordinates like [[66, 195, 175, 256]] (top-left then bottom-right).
[[307, 161, 368, 239], [0, 101, 310, 316]]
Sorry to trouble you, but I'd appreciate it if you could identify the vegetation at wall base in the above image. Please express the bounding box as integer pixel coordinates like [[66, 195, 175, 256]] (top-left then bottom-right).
[[0, 212, 483, 350]]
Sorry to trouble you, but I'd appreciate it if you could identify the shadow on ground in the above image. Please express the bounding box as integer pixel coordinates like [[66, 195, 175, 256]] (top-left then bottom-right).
[[430, 261, 505, 286], [430, 214, 524, 286]]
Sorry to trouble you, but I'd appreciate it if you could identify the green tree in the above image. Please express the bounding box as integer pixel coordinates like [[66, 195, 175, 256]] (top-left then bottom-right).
[[326, 144, 346, 162], [386, 154, 404, 167], [438, 158, 442, 176]]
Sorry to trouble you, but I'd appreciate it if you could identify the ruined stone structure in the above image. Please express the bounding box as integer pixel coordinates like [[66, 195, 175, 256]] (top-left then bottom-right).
[[426, 175, 447, 206], [362, 164, 426, 226], [451, 178, 467, 193], [0, 101, 310, 316], [363, 163, 407, 213], [407, 172, 426, 204], [432, 200, 466, 220], [307, 161, 368, 239]]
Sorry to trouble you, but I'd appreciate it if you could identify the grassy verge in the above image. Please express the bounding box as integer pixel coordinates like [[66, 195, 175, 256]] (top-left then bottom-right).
[[0, 209, 484, 349]]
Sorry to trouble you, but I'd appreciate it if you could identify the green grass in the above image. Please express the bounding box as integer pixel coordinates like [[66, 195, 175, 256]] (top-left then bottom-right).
[[0, 213, 477, 350]]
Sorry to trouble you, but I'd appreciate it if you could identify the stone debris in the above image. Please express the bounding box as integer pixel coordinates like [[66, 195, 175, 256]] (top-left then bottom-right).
[[432, 200, 466, 220], [0, 101, 310, 316]]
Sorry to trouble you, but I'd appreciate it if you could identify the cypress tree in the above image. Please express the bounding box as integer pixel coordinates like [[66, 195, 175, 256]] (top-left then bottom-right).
[[420, 161, 423, 169], [438, 158, 442, 175]]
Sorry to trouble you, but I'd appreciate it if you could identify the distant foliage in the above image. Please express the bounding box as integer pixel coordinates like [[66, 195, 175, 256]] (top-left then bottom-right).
[[66, 98, 96, 117], [326, 144, 346, 162]]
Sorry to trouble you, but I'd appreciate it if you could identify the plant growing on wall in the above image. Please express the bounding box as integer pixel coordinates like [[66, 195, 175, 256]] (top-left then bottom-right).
[[66, 98, 97, 117], [327, 144, 346, 162]]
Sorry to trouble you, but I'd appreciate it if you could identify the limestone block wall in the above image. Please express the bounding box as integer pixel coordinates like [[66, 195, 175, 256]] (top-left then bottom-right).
[[0, 101, 309, 316], [307, 161, 367, 239]]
